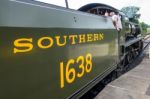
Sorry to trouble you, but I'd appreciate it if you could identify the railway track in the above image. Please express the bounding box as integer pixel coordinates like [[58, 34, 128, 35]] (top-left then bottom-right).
[[80, 35, 150, 99]]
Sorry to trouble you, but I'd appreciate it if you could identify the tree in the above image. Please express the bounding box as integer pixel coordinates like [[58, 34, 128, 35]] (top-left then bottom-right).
[[121, 6, 140, 23], [140, 22, 150, 33]]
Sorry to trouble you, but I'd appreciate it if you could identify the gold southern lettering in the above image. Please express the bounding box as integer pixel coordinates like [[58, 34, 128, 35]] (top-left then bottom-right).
[[69, 35, 78, 44], [13, 33, 104, 53], [79, 34, 86, 43], [38, 37, 54, 49], [87, 34, 93, 42], [14, 38, 33, 53], [55, 36, 67, 46]]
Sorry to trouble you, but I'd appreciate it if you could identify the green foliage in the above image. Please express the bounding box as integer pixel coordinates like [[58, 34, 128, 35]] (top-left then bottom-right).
[[121, 6, 140, 23], [121, 6, 140, 18], [147, 28, 150, 33], [140, 22, 150, 33], [121, 6, 150, 34]]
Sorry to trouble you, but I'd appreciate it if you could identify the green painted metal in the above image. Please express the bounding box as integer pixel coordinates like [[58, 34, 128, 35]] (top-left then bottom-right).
[[0, 0, 118, 99]]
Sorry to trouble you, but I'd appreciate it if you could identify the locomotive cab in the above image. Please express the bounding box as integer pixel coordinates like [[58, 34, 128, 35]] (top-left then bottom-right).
[[78, 3, 118, 17]]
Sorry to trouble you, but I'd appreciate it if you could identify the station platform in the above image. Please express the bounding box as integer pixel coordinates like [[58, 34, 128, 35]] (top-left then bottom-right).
[[95, 38, 150, 99]]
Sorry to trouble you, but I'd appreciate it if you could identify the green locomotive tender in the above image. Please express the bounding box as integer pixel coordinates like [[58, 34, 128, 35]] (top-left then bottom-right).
[[0, 0, 143, 99]]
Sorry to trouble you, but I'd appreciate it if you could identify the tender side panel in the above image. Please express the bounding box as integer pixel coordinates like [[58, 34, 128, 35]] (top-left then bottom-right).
[[0, 0, 118, 99]]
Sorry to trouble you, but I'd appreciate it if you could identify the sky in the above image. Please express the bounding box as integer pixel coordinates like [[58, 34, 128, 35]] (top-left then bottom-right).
[[37, 0, 150, 25]]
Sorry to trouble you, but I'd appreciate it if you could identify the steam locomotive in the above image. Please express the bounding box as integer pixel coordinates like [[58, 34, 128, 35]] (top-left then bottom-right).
[[0, 0, 143, 99]]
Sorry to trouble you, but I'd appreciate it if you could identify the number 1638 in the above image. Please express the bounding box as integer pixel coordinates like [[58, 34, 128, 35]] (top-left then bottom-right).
[[60, 53, 93, 88]]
